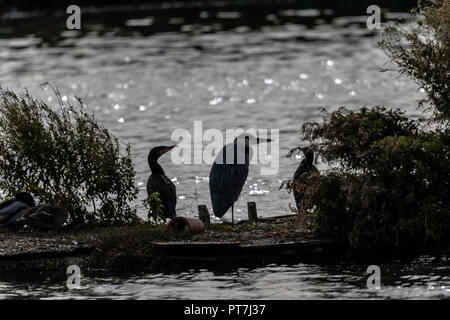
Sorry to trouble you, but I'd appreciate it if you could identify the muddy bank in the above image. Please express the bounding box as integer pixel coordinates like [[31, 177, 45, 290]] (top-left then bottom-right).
[[0, 230, 92, 257], [0, 215, 346, 273]]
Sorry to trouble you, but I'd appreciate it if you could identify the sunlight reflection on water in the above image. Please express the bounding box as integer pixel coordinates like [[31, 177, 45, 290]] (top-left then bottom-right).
[[0, 15, 426, 221], [0, 8, 440, 299], [1, 254, 449, 299]]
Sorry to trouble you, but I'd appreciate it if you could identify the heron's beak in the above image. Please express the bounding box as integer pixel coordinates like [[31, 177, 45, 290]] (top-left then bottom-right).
[[256, 137, 272, 144]]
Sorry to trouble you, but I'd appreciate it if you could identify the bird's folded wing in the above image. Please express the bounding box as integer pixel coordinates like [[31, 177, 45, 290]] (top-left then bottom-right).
[[0, 201, 29, 224], [293, 161, 307, 180], [0, 199, 14, 211], [209, 163, 248, 194], [161, 175, 173, 185], [25, 209, 55, 223]]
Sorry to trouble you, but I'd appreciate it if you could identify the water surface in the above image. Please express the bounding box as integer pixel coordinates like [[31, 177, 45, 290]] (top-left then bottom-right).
[[1, 253, 449, 299], [0, 4, 443, 300], [0, 6, 426, 220]]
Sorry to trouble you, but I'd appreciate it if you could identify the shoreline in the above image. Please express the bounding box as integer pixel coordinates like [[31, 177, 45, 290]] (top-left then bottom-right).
[[0, 215, 345, 273], [2, 215, 448, 274]]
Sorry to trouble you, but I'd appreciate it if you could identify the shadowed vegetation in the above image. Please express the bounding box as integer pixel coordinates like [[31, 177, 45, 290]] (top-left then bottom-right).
[[300, 110, 449, 256], [294, 0, 450, 257], [86, 224, 189, 271], [143, 192, 166, 224], [379, 0, 450, 122], [0, 87, 139, 226], [84, 216, 313, 271]]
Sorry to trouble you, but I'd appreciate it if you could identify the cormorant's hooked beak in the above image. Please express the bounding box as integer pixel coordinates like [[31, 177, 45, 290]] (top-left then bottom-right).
[[161, 145, 176, 155], [256, 137, 272, 144]]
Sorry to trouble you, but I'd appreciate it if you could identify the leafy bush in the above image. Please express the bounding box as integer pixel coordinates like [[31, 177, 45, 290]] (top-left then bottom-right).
[[302, 106, 420, 171], [143, 192, 166, 224], [0, 87, 139, 226], [379, 0, 450, 122], [302, 114, 450, 255], [294, 0, 450, 256]]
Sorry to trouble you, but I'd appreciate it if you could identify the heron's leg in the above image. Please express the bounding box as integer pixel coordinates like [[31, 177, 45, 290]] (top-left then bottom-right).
[[231, 204, 234, 226]]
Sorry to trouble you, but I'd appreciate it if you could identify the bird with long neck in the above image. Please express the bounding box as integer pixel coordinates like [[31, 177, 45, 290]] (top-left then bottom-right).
[[146, 145, 177, 221], [292, 148, 319, 212], [209, 133, 272, 225]]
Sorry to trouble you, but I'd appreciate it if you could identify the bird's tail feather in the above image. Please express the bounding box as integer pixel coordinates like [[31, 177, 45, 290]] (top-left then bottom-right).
[[211, 193, 232, 218]]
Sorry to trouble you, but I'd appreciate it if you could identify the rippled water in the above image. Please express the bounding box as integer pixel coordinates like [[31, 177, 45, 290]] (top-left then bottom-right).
[[1, 254, 449, 299], [0, 4, 444, 299], [0, 6, 426, 221]]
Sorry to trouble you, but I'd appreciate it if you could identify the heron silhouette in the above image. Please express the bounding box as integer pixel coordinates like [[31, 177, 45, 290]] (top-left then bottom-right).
[[209, 134, 271, 224], [147, 145, 177, 220]]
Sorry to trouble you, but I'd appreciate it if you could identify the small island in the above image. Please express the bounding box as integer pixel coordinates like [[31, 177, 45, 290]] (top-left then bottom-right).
[[0, 0, 448, 300]]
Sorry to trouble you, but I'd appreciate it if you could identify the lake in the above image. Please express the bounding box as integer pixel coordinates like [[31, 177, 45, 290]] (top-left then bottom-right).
[[1, 2, 447, 299]]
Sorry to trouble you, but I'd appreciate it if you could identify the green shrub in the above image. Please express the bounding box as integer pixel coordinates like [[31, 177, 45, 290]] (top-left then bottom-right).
[[0, 87, 139, 226], [293, 0, 450, 256], [379, 0, 450, 123], [302, 106, 420, 171], [301, 107, 450, 255], [143, 192, 166, 224]]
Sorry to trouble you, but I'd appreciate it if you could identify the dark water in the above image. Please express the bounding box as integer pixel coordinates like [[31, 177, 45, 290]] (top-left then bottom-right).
[[1, 254, 449, 299], [0, 4, 426, 221], [0, 3, 447, 299]]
